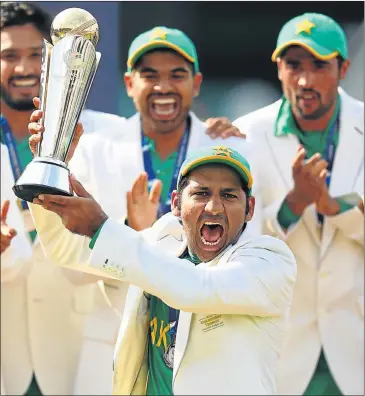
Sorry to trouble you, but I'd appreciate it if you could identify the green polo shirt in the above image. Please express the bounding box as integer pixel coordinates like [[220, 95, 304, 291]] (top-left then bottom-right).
[[276, 96, 355, 230], [146, 250, 200, 395], [144, 136, 178, 204]]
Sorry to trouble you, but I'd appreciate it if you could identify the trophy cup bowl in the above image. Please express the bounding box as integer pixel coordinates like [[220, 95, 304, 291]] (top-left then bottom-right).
[[13, 8, 101, 202]]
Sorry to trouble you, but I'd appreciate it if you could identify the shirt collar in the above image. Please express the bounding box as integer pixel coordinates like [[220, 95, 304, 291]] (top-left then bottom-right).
[[275, 94, 341, 137]]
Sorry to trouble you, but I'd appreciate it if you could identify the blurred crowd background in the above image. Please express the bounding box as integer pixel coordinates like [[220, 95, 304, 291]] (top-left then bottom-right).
[[34, 1, 364, 120]]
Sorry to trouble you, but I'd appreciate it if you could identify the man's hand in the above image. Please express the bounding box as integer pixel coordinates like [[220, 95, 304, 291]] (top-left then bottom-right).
[[33, 175, 108, 238], [29, 97, 84, 164], [286, 146, 328, 216], [1, 200, 17, 254], [205, 117, 246, 139], [126, 172, 162, 231]]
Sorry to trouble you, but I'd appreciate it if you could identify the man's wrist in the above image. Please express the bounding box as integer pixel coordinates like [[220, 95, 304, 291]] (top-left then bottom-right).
[[285, 190, 311, 216], [320, 197, 340, 216], [315, 192, 341, 216]]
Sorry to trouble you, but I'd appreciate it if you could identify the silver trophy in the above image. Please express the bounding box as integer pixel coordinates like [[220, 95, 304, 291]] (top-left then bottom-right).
[[13, 8, 101, 202]]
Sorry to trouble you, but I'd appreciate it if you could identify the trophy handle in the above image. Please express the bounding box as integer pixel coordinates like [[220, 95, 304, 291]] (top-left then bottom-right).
[[37, 39, 53, 157], [59, 47, 101, 160], [64, 51, 102, 156], [86, 52, 101, 94]]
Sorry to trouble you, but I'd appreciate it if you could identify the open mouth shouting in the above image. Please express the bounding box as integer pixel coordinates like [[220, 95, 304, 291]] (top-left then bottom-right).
[[199, 221, 226, 252], [149, 96, 181, 121]]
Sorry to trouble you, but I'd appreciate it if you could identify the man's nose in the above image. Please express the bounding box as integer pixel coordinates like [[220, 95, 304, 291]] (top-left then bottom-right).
[[13, 56, 38, 76], [204, 196, 224, 215], [153, 77, 173, 94], [298, 71, 314, 88]]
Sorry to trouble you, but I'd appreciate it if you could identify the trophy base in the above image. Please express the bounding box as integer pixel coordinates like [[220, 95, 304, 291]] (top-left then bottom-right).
[[13, 158, 72, 203]]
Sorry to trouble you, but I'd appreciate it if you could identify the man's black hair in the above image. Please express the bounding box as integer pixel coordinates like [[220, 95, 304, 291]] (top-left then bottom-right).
[[1, 2, 52, 40]]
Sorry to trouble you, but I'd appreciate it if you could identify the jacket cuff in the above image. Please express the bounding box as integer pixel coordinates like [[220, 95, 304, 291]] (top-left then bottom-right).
[[277, 200, 301, 230], [89, 219, 107, 249]]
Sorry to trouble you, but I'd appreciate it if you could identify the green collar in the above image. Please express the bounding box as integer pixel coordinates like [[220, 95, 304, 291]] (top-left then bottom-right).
[[183, 247, 201, 265], [275, 94, 341, 137]]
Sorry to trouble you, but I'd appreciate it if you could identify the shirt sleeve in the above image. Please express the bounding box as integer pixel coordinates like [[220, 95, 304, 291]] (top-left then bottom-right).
[[277, 200, 301, 230], [89, 218, 297, 317], [336, 198, 357, 214], [89, 221, 106, 249]]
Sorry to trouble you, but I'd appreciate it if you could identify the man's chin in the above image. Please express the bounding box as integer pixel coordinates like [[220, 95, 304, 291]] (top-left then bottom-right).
[[4, 99, 35, 111], [1, 86, 35, 111], [153, 119, 183, 134], [195, 239, 228, 262]]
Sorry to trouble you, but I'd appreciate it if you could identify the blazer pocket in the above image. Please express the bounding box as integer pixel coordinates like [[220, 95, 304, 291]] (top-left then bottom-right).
[[357, 296, 364, 318]]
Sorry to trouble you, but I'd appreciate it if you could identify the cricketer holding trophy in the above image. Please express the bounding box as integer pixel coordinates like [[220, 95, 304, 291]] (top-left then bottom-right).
[[13, 7, 100, 202]]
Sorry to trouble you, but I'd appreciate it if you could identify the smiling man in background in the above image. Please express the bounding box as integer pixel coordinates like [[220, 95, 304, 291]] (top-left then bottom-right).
[[0, 2, 92, 395]]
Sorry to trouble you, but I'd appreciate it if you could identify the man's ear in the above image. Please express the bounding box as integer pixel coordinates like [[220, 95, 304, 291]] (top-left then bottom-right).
[[124, 72, 133, 98], [193, 72, 203, 98], [171, 190, 181, 217], [339, 59, 350, 80], [276, 59, 283, 82], [245, 196, 255, 222]]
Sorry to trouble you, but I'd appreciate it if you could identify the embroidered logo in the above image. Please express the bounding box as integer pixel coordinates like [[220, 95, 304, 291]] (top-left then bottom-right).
[[199, 314, 224, 332]]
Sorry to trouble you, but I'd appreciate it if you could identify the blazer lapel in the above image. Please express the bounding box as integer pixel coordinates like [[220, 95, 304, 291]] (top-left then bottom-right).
[[186, 112, 206, 155], [320, 94, 364, 258]]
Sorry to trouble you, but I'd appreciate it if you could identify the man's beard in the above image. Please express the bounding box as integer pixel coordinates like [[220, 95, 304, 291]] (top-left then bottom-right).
[[1, 84, 35, 111], [296, 100, 335, 120]]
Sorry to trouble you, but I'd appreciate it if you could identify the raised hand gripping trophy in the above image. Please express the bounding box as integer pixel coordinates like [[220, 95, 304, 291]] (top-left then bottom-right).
[[13, 8, 100, 202]]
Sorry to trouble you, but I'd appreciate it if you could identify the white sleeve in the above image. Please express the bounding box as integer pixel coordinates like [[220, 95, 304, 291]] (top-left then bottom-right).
[[89, 219, 296, 317], [1, 146, 32, 283]]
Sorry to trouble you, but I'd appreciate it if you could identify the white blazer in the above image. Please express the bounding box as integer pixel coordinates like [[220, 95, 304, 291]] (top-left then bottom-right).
[[85, 213, 297, 395], [1, 145, 32, 282], [233, 88, 364, 395], [1, 145, 90, 395], [30, 111, 262, 394]]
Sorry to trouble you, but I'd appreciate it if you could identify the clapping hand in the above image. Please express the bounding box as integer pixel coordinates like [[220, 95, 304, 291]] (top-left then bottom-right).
[[126, 172, 163, 231], [1, 200, 17, 254]]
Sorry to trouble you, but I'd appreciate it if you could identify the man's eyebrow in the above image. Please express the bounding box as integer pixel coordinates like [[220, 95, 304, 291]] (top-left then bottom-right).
[[313, 59, 330, 65], [221, 188, 240, 193], [1, 46, 42, 53], [191, 186, 210, 190], [171, 67, 189, 73], [139, 66, 157, 73]]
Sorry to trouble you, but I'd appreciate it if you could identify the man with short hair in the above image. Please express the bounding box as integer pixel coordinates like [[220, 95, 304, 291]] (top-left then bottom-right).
[[27, 26, 255, 394], [31, 145, 296, 395], [0, 3, 94, 395], [234, 13, 364, 396]]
